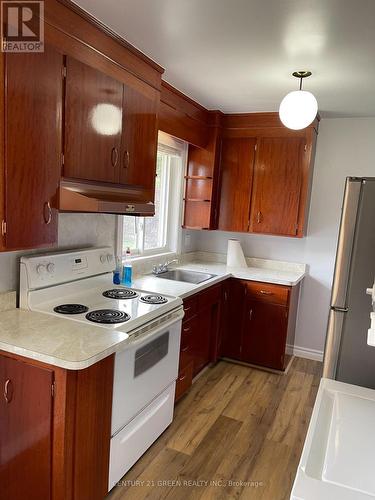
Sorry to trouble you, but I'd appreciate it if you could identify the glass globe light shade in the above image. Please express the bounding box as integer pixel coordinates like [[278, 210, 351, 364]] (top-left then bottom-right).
[[279, 90, 318, 130]]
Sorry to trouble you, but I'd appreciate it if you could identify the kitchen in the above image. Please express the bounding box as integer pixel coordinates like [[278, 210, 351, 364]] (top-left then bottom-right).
[[1, 1, 375, 499]]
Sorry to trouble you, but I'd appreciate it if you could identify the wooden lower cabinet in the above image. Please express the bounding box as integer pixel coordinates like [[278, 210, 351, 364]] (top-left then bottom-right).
[[220, 279, 300, 371], [0, 356, 53, 500], [0, 351, 114, 500], [175, 283, 222, 401]]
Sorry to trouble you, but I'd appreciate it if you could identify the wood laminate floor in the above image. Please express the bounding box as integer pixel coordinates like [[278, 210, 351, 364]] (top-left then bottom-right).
[[107, 357, 322, 500]]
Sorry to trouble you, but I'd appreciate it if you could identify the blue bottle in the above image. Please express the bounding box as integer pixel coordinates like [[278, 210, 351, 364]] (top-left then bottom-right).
[[113, 258, 121, 285], [122, 247, 132, 286]]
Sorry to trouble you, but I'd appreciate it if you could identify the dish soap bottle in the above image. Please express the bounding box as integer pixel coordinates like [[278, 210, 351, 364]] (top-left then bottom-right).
[[113, 258, 121, 285], [122, 247, 132, 286]]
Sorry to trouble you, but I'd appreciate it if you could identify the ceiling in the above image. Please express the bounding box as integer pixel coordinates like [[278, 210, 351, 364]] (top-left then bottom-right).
[[73, 0, 375, 117]]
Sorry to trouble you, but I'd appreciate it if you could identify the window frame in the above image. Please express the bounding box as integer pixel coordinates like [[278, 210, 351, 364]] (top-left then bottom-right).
[[116, 133, 187, 261]]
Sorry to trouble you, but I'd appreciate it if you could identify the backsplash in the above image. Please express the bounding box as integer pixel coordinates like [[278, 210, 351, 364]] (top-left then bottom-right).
[[0, 213, 117, 293]]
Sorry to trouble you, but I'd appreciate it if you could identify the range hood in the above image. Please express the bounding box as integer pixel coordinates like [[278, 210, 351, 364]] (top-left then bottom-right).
[[59, 179, 155, 216]]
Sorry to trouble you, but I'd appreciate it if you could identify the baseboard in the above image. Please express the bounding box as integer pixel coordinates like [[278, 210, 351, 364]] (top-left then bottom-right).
[[286, 344, 324, 362]]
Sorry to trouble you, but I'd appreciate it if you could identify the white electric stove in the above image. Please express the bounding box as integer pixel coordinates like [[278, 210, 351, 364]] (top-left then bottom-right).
[[19, 246, 184, 491]]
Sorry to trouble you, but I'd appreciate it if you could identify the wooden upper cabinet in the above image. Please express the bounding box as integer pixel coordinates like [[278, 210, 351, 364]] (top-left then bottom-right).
[[5, 45, 63, 250], [218, 137, 256, 232], [0, 355, 53, 500], [120, 85, 158, 197], [64, 56, 123, 184], [249, 137, 305, 236]]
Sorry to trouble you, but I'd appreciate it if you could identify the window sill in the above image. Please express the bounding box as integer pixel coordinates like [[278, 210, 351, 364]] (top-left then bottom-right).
[[127, 251, 177, 265]]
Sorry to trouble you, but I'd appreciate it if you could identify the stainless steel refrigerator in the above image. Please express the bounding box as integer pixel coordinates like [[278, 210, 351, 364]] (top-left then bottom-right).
[[323, 177, 375, 388]]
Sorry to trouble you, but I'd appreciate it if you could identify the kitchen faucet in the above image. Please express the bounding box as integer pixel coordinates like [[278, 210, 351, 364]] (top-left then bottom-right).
[[152, 258, 178, 275]]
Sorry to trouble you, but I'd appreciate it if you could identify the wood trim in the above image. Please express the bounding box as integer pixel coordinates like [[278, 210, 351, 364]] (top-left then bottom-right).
[[222, 111, 320, 131], [159, 81, 210, 148], [44, 0, 163, 90], [56, 0, 163, 73]]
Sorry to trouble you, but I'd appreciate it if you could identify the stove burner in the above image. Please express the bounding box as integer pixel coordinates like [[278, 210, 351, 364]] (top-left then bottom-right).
[[53, 304, 89, 315], [140, 294, 168, 305], [85, 309, 130, 324], [102, 289, 139, 300]]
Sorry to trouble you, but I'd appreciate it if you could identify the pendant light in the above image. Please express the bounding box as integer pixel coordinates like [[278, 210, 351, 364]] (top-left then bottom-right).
[[279, 71, 318, 130]]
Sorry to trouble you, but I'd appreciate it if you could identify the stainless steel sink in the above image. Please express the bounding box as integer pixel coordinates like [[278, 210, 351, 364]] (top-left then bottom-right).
[[155, 269, 217, 284]]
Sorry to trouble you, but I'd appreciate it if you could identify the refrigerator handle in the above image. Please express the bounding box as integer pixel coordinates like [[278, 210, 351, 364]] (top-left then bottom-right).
[[330, 178, 362, 308], [323, 308, 346, 378]]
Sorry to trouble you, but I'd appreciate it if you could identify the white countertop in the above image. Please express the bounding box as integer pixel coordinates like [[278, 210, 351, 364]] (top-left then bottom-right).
[[292, 377, 375, 499], [132, 260, 305, 299], [0, 308, 130, 370], [0, 259, 305, 370]]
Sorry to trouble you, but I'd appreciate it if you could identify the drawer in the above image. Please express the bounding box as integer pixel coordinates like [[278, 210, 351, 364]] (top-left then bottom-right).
[[181, 316, 196, 344], [183, 295, 198, 321], [179, 343, 193, 370], [109, 382, 175, 490], [245, 281, 290, 305], [175, 362, 193, 402]]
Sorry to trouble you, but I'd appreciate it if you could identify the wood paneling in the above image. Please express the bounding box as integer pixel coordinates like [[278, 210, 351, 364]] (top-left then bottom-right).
[[218, 137, 256, 232], [159, 82, 209, 148], [249, 137, 305, 236], [5, 45, 63, 250], [0, 356, 53, 500], [64, 56, 123, 184], [120, 84, 159, 198]]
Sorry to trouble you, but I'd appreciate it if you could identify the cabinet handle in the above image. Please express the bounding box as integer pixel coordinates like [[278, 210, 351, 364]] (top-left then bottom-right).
[[178, 374, 187, 382], [249, 309, 253, 321], [224, 291, 228, 301], [260, 290, 273, 295], [181, 345, 189, 352], [184, 306, 191, 312], [256, 211, 262, 224], [4, 379, 12, 403], [183, 327, 191, 333], [123, 150, 130, 169], [111, 147, 119, 167], [43, 201, 52, 225]]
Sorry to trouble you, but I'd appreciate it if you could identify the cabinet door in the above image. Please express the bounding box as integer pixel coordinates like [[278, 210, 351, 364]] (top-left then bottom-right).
[[5, 45, 62, 249], [120, 85, 158, 198], [241, 299, 288, 370], [192, 305, 211, 376], [64, 57, 123, 184], [218, 137, 256, 232], [0, 356, 53, 500], [220, 279, 246, 360], [249, 137, 305, 236]]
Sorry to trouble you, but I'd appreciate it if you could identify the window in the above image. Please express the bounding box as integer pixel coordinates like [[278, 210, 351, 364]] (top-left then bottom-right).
[[118, 133, 186, 258]]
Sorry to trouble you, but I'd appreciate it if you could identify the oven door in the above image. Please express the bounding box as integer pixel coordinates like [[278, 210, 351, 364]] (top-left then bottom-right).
[[111, 309, 183, 436]]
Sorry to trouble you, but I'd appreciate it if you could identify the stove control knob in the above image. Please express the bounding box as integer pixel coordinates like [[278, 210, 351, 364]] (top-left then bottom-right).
[[46, 263, 55, 274], [100, 254, 106, 264], [36, 264, 46, 275], [106, 254, 113, 263]]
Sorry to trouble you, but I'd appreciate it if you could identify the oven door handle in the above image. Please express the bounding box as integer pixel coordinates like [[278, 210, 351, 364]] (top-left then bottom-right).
[[126, 309, 185, 347]]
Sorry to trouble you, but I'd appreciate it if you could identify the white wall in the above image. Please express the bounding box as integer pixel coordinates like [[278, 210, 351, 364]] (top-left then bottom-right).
[[0, 213, 116, 293], [192, 118, 375, 357]]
